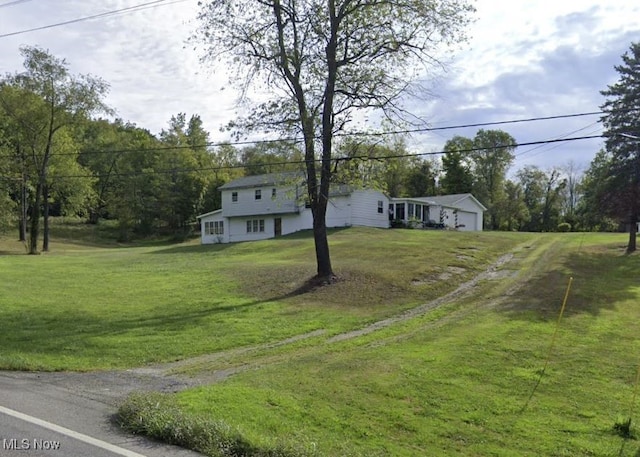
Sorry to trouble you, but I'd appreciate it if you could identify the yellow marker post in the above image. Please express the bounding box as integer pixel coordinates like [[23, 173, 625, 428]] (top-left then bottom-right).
[[540, 276, 574, 376]]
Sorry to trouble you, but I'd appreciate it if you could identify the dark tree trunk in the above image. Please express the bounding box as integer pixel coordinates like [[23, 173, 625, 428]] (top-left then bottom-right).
[[43, 183, 50, 252], [88, 210, 100, 225], [627, 213, 637, 254], [18, 179, 27, 242], [313, 214, 332, 279], [29, 180, 42, 255]]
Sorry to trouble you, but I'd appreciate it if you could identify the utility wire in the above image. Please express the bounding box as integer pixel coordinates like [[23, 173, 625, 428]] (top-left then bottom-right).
[[0, 0, 34, 8], [337, 111, 608, 138], [0, 110, 609, 159], [0, 134, 604, 181], [0, 0, 189, 38], [515, 122, 602, 158], [521, 127, 603, 161]]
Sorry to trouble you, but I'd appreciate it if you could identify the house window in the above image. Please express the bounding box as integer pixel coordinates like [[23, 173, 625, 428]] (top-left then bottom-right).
[[255, 189, 262, 200], [272, 188, 277, 198], [377, 200, 384, 214], [205, 221, 224, 235], [396, 203, 405, 220], [232, 192, 238, 202], [408, 203, 414, 219], [246, 219, 265, 233]]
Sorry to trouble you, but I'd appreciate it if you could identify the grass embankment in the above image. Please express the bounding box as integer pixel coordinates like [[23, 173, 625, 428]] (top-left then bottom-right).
[[3, 223, 639, 455], [0, 221, 527, 370], [125, 232, 640, 456]]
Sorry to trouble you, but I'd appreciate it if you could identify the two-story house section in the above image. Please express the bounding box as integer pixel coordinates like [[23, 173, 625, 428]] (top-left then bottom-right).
[[198, 172, 390, 244]]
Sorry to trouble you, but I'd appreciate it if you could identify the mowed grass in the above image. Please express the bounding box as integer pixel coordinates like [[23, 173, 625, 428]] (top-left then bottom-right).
[[169, 232, 640, 456], [0, 221, 530, 371], [5, 223, 640, 455]]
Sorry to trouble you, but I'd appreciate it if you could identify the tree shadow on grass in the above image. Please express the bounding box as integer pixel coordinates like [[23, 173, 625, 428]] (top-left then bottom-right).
[[0, 297, 292, 367], [500, 248, 640, 321]]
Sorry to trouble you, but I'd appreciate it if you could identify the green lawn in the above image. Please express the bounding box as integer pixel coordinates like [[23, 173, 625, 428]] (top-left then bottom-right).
[[0, 223, 531, 370], [172, 232, 640, 456], [2, 224, 639, 456]]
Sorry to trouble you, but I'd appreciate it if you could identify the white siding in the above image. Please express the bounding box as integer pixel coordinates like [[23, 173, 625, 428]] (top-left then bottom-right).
[[199, 180, 395, 244], [454, 210, 477, 231], [325, 195, 352, 228], [199, 211, 229, 244], [452, 197, 484, 231], [221, 184, 301, 218], [350, 190, 389, 228], [227, 217, 273, 243], [282, 210, 313, 235], [434, 205, 453, 227]]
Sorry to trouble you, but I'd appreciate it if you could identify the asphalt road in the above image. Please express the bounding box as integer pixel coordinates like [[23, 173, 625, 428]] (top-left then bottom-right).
[[0, 371, 202, 457]]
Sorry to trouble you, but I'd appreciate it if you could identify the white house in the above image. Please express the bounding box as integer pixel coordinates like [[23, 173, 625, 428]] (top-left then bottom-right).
[[388, 194, 487, 231], [198, 172, 389, 244], [198, 174, 486, 244]]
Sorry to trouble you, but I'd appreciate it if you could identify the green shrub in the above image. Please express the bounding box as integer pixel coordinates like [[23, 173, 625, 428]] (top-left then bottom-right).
[[557, 222, 571, 232], [116, 392, 318, 457]]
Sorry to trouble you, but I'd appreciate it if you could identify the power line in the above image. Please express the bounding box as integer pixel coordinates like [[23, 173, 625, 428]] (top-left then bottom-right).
[[0, 0, 189, 39], [0, 134, 604, 181], [0, 0, 34, 8], [0, 110, 609, 159], [341, 111, 608, 138], [515, 122, 602, 158]]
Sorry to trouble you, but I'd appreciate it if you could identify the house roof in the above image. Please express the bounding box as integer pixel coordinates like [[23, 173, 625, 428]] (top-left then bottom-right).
[[218, 171, 303, 190], [424, 193, 487, 210], [391, 193, 487, 211], [197, 209, 222, 219]]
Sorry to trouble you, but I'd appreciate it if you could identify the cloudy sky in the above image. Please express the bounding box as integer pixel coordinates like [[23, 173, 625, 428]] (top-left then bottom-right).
[[1, 0, 638, 174]]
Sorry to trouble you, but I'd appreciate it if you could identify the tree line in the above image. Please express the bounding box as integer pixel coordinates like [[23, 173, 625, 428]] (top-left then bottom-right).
[[1, 43, 638, 254]]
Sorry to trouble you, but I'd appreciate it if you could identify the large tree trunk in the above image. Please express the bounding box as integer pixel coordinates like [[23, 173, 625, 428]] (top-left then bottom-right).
[[312, 167, 333, 279], [18, 179, 27, 242], [627, 213, 637, 254], [29, 180, 42, 255], [43, 183, 50, 252], [313, 214, 332, 279]]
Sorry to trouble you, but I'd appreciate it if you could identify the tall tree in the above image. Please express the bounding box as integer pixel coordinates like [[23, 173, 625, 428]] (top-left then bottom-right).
[[517, 166, 565, 232], [0, 46, 109, 254], [0, 112, 17, 233], [405, 158, 439, 197], [159, 113, 214, 235], [470, 129, 516, 230], [497, 180, 528, 231], [600, 41, 640, 252], [195, 0, 474, 280], [333, 137, 413, 196], [240, 141, 304, 176], [560, 160, 582, 230], [579, 149, 619, 232], [441, 136, 474, 194], [203, 143, 243, 212]]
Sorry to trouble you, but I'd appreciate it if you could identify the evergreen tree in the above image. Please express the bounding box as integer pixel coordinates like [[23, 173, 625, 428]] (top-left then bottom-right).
[[600, 41, 640, 252]]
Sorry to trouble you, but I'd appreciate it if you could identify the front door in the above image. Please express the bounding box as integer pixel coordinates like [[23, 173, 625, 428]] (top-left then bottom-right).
[[274, 217, 282, 237]]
